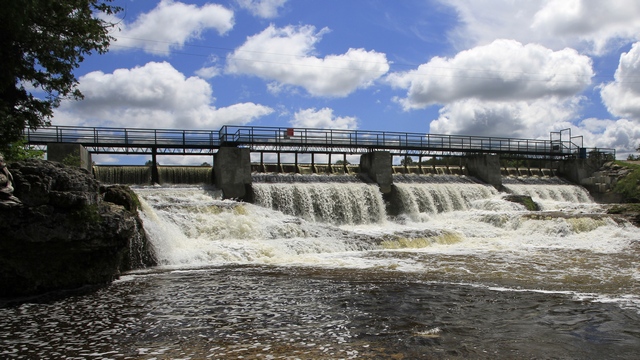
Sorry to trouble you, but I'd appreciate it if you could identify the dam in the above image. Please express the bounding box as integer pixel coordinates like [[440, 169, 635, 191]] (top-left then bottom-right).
[[5, 125, 639, 358], [26, 124, 615, 199]]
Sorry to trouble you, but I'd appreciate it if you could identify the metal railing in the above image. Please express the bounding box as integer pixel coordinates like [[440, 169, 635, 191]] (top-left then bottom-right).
[[218, 125, 614, 158], [26, 125, 220, 147], [23, 124, 615, 159]]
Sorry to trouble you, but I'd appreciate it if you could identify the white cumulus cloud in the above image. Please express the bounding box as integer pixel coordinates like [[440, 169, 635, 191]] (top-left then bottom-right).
[[236, 0, 288, 19], [290, 108, 358, 130], [443, 0, 640, 54], [387, 39, 593, 110], [195, 66, 221, 79], [111, 0, 234, 55], [53, 62, 273, 129], [575, 118, 640, 156], [429, 97, 582, 139], [226, 24, 390, 97], [600, 42, 640, 120]]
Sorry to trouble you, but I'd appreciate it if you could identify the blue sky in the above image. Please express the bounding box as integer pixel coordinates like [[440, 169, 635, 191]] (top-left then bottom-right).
[[51, 0, 640, 164]]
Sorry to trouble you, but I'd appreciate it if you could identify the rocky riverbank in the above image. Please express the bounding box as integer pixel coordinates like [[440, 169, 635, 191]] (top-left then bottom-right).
[[588, 161, 640, 226], [0, 160, 156, 300]]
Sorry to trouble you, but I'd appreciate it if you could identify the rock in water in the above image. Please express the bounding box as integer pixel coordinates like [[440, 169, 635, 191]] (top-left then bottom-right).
[[0, 160, 156, 299], [503, 194, 541, 211]]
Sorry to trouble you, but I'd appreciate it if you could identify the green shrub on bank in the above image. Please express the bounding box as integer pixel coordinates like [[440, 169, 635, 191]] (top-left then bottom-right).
[[612, 161, 640, 202]]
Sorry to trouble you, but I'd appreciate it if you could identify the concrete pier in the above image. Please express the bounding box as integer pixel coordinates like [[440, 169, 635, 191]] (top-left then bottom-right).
[[214, 147, 251, 199], [47, 143, 92, 172], [465, 154, 503, 190], [360, 151, 393, 193]]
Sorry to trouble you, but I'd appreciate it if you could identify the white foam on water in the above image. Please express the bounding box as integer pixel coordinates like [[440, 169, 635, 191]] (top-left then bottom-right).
[[252, 182, 386, 225], [137, 187, 388, 268], [134, 182, 640, 310], [136, 185, 637, 265]]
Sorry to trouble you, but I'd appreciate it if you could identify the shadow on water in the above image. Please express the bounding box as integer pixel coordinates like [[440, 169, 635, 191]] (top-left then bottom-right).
[[1, 266, 638, 359]]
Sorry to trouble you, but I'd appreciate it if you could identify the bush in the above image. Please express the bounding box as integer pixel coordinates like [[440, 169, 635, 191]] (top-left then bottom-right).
[[612, 165, 640, 202]]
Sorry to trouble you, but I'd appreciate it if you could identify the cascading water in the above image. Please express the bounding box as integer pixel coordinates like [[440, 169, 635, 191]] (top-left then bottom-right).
[[251, 174, 386, 225], [503, 176, 594, 209], [93, 165, 212, 185], [135, 186, 384, 266], [158, 166, 212, 184], [392, 174, 498, 221], [93, 166, 151, 184]]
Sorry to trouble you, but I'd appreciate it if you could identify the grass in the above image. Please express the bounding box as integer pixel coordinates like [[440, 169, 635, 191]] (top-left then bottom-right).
[[614, 160, 640, 170]]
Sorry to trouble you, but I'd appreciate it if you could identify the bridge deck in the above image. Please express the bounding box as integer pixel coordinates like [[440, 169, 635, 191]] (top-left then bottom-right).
[[24, 125, 614, 159]]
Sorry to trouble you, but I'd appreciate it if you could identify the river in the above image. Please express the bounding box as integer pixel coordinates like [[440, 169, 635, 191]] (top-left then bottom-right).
[[1, 174, 639, 359]]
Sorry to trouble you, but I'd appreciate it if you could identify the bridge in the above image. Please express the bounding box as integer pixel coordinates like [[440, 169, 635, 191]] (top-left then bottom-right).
[[25, 124, 612, 159], [25, 125, 615, 199]]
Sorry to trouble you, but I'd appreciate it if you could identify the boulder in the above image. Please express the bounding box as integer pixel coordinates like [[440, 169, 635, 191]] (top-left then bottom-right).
[[0, 160, 156, 299]]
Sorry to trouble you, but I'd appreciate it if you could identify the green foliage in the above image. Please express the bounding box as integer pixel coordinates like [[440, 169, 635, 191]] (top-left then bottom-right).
[[614, 160, 640, 171], [501, 158, 527, 168], [62, 150, 81, 167], [335, 160, 350, 165], [0, 0, 121, 149], [400, 157, 414, 166], [2, 139, 45, 161], [419, 157, 450, 166], [588, 150, 615, 162], [612, 166, 640, 202], [129, 190, 141, 211]]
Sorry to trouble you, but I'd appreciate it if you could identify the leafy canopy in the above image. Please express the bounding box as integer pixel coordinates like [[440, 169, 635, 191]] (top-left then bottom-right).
[[0, 0, 121, 154]]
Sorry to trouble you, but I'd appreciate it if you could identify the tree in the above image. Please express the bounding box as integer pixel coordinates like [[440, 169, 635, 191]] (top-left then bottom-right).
[[400, 157, 414, 166], [0, 0, 121, 154]]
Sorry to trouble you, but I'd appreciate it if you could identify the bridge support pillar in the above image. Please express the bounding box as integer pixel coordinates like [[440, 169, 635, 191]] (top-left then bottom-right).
[[360, 151, 392, 193], [47, 143, 92, 172], [214, 147, 252, 200], [465, 154, 503, 190], [151, 148, 159, 184]]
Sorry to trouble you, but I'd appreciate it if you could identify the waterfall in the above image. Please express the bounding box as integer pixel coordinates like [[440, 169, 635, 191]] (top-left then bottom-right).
[[93, 166, 151, 184], [158, 166, 212, 184], [94, 166, 212, 185], [389, 174, 498, 220], [132, 182, 633, 275], [251, 182, 386, 225], [503, 177, 593, 203], [134, 187, 383, 266], [393, 182, 497, 220]]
